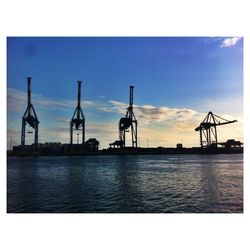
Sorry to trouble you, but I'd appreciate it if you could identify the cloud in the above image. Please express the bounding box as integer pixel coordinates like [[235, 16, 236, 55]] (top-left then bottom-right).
[[220, 37, 241, 47], [136, 105, 196, 122], [106, 100, 127, 114], [7, 87, 100, 112], [107, 100, 203, 130]]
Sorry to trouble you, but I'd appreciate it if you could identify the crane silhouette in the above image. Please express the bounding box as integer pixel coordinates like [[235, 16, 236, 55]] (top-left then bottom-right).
[[195, 111, 237, 148], [109, 85, 138, 148], [70, 81, 85, 144], [21, 77, 39, 147], [119, 86, 138, 148]]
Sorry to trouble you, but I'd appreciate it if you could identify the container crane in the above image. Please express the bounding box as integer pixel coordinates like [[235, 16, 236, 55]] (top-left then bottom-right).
[[109, 85, 138, 148], [195, 111, 237, 148], [70, 80, 85, 144], [21, 77, 39, 147], [119, 86, 138, 148]]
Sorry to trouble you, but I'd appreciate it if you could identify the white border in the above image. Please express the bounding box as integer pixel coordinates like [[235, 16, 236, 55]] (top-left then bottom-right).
[[1, 1, 249, 250]]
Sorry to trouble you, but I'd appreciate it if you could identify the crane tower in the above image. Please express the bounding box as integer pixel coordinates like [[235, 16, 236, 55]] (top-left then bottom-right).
[[70, 80, 85, 144], [21, 77, 39, 146], [119, 85, 138, 148]]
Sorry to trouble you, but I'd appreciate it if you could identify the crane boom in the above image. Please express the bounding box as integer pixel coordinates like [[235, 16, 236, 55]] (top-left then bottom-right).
[[195, 120, 237, 131]]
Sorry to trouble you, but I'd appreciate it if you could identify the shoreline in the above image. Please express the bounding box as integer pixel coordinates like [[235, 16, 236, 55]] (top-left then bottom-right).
[[7, 147, 243, 157]]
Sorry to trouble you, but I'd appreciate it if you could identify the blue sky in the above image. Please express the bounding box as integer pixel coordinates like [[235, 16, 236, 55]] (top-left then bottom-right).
[[7, 37, 243, 148]]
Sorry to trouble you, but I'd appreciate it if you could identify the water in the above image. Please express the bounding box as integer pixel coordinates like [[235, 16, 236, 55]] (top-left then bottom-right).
[[7, 154, 243, 213]]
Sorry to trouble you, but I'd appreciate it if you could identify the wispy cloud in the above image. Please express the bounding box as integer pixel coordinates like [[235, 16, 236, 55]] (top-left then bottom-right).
[[107, 100, 204, 130], [220, 37, 242, 47], [106, 100, 128, 114], [7, 87, 99, 112]]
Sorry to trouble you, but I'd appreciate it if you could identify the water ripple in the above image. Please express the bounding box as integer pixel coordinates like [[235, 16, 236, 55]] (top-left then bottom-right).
[[7, 154, 243, 213]]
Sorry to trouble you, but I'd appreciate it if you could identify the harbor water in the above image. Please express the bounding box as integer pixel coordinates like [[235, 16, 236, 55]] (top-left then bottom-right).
[[7, 154, 243, 213]]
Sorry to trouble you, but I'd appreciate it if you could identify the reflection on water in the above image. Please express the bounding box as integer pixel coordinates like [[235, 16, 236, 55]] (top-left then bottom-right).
[[7, 154, 243, 213]]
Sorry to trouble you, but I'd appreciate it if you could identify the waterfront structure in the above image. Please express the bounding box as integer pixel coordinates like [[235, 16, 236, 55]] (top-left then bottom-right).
[[85, 138, 99, 150], [195, 111, 237, 148], [70, 80, 85, 144], [110, 85, 138, 148], [21, 77, 39, 147]]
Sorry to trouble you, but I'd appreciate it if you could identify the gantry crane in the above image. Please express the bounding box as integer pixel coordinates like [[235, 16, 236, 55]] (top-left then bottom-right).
[[195, 111, 237, 148], [70, 80, 85, 144], [109, 85, 138, 148], [21, 77, 39, 147], [119, 86, 138, 148]]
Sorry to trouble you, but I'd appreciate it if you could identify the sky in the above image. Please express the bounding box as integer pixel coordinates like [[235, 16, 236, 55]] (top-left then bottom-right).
[[7, 37, 243, 149]]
